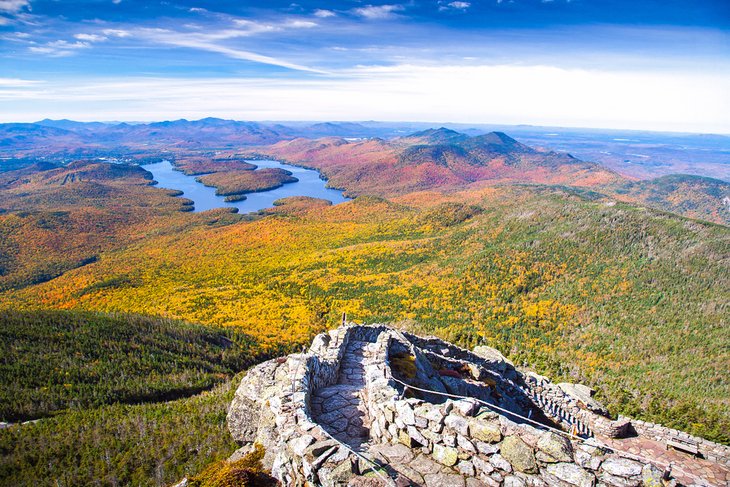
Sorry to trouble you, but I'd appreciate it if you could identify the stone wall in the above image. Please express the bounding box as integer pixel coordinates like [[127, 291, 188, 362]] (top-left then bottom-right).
[[359, 331, 669, 487], [227, 323, 725, 486], [628, 418, 730, 467]]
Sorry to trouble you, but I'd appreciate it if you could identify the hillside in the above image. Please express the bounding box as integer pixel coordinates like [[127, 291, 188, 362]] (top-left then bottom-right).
[[249, 129, 730, 225], [614, 174, 730, 224], [1, 185, 727, 444], [0, 309, 291, 486], [252, 129, 625, 197], [0, 310, 273, 422], [0, 160, 211, 291]]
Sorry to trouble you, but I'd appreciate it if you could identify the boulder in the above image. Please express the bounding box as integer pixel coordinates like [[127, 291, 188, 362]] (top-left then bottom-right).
[[472, 345, 515, 374], [544, 463, 595, 487], [503, 476, 527, 487], [445, 413, 470, 436], [641, 464, 664, 487], [469, 418, 502, 443], [536, 432, 574, 462], [490, 453, 513, 473], [227, 394, 260, 444], [601, 457, 643, 479], [501, 436, 538, 474], [457, 459, 476, 476], [433, 444, 459, 466]]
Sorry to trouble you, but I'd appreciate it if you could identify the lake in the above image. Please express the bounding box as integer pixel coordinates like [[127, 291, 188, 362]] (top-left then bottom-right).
[[144, 159, 349, 213]]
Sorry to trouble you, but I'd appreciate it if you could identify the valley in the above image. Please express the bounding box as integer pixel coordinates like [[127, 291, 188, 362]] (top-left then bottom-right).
[[0, 120, 728, 486]]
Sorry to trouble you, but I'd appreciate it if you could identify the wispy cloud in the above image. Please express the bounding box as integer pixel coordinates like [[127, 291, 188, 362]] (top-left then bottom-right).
[[102, 29, 131, 38], [448, 2, 471, 9], [29, 40, 90, 57], [2, 65, 727, 133], [133, 19, 325, 73], [352, 4, 405, 20], [74, 33, 107, 42], [313, 9, 336, 18], [0, 77, 42, 87], [0, 0, 30, 13]]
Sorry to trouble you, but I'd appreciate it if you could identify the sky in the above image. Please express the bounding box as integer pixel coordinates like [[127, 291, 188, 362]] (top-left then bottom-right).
[[1, 0, 729, 133]]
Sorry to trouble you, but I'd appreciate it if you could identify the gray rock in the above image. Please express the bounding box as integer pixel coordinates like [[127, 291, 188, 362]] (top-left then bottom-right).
[[500, 436, 537, 473], [536, 432, 573, 462], [445, 413, 470, 436], [597, 472, 642, 487], [432, 444, 459, 466], [545, 462, 596, 487], [289, 435, 316, 457], [476, 441, 500, 455], [503, 476, 527, 487], [469, 418, 502, 443], [575, 449, 603, 471], [473, 455, 495, 475], [396, 401, 416, 425], [319, 460, 354, 487], [557, 383, 609, 416], [227, 394, 260, 444], [600, 458, 643, 479], [466, 478, 490, 487], [411, 453, 443, 475], [458, 434, 477, 453], [416, 405, 445, 424], [472, 345, 515, 373], [457, 459, 476, 476], [424, 473, 466, 487], [640, 464, 663, 487], [455, 399, 480, 416], [489, 453, 513, 473]]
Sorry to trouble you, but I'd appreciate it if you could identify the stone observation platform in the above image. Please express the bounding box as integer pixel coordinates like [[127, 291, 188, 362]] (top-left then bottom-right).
[[227, 324, 730, 486]]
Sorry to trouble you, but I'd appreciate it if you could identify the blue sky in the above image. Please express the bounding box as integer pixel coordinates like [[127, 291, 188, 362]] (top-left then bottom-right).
[[1, 0, 729, 132]]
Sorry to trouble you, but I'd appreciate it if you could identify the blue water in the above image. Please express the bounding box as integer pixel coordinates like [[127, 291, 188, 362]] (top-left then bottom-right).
[[145, 159, 349, 213]]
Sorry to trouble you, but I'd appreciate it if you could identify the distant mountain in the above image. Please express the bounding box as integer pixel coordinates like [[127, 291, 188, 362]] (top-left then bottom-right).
[[397, 127, 471, 145], [299, 122, 375, 138], [249, 129, 730, 224], [252, 129, 624, 197], [35, 119, 110, 130]]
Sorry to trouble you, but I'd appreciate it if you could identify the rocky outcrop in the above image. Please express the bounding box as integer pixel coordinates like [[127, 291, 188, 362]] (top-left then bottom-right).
[[227, 324, 728, 486]]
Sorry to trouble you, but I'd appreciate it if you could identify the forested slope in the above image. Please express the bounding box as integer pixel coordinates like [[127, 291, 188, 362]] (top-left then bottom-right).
[[2, 187, 727, 444]]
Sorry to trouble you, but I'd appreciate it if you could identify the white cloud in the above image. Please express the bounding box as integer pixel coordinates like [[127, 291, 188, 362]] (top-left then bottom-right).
[[0, 77, 42, 87], [74, 33, 107, 42], [2, 64, 728, 134], [313, 9, 336, 18], [29, 40, 91, 57], [448, 2, 471, 9], [102, 29, 131, 38], [129, 19, 324, 72], [137, 27, 324, 73], [0, 0, 30, 13], [285, 19, 318, 29], [189, 7, 207, 13], [352, 5, 404, 20]]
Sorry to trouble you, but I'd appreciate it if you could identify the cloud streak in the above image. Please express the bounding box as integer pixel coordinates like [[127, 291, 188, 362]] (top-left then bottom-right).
[[0, 0, 30, 13], [352, 5, 405, 20], [1, 64, 727, 133]]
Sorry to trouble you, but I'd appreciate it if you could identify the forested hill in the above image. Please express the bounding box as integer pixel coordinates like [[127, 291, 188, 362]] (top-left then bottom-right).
[[251, 129, 729, 225], [0, 309, 280, 422]]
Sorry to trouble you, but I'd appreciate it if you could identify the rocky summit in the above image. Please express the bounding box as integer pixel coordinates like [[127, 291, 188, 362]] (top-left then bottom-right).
[[227, 324, 730, 486]]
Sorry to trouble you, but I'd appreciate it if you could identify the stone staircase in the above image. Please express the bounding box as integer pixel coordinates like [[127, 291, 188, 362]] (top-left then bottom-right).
[[310, 338, 376, 450]]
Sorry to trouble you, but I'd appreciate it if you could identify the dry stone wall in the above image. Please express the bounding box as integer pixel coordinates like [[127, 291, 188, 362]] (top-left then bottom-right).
[[226, 324, 726, 486], [628, 419, 730, 467]]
